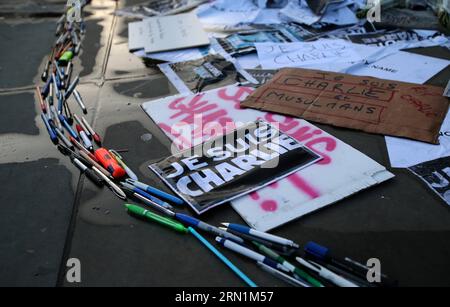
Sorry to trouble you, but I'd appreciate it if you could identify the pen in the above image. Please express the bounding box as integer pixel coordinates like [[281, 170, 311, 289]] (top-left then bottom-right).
[[48, 82, 54, 106], [70, 136, 97, 161], [257, 261, 309, 287], [93, 167, 126, 200], [65, 61, 73, 84], [76, 124, 93, 151], [41, 113, 58, 144], [222, 223, 299, 248], [73, 89, 87, 114], [110, 150, 138, 181], [36, 86, 47, 114], [215, 237, 290, 274], [81, 116, 102, 145], [54, 127, 74, 150], [78, 150, 112, 179], [41, 76, 52, 98], [41, 59, 50, 82], [52, 73, 60, 100], [175, 214, 245, 244], [253, 242, 323, 287], [189, 227, 257, 287], [121, 182, 173, 210], [53, 60, 65, 88], [125, 178, 184, 205], [72, 157, 104, 187], [64, 75, 79, 101], [304, 241, 395, 286], [73, 114, 92, 139], [218, 227, 292, 254], [63, 96, 74, 124], [123, 187, 175, 217], [125, 204, 188, 234], [295, 257, 359, 287], [58, 114, 78, 140]]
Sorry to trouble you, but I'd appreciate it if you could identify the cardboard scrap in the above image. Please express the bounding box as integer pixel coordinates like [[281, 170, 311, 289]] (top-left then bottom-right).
[[240, 68, 450, 144]]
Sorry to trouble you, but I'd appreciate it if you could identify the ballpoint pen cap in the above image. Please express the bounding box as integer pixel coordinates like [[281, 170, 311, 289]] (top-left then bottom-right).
[[125, 178, 137, 185], [304, 242, 329, 261], [120, 182, 135, 191]]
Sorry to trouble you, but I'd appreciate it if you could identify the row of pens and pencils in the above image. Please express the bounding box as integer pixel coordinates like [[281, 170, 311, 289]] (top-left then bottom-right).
[[36, 4, 397, 288], [125, 203, 397, 287]]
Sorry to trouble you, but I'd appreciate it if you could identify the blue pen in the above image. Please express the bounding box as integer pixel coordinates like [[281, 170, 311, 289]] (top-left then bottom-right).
[[125, 178, 184, 205], [188, 227, 257, 288], [57, 91, 64, 114], [222, 223, 299, 248], [53, 60, 65, 88], [175, 213, 245, 244], [52, 73, 59, 92], [41, 113, 58, 144], [40, 77, 52, 98], [121, 182, 173, 210], [216, 237, 290, 274], [58, 114, 78, 140]]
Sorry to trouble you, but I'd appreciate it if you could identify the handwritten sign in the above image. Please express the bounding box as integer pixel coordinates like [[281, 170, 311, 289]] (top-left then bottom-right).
[[143, 13, 209, 53], [142, 85, 394, 230], [255, 40, 363, 69], [241, 68, 449, 144]]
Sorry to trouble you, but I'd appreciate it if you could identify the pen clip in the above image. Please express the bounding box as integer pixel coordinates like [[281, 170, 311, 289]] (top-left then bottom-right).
[[109, 149, 122, 160]]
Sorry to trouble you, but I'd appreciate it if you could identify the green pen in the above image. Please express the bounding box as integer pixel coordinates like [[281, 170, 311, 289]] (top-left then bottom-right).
[[125, 204, 188, 234], [253, 241, 324, 287]]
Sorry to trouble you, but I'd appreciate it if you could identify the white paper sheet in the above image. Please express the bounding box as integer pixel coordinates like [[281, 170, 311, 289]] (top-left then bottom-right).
[[256, 39, 450, 84], [128, 21, 147, 51], [386, 111, 450, 168], [133, 47, 209, 63], [142, 85, 394, 231], [142, 13, 210, 53], [349, 50, 450, 84], [196, 0, 260, 27], [279, 1, 321, 25], [256, 39, 364, 69], [320, 3, 358, 25]]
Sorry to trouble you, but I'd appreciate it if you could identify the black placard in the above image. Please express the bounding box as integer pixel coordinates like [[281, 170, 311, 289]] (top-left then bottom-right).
[[150, 120, 322, 214]]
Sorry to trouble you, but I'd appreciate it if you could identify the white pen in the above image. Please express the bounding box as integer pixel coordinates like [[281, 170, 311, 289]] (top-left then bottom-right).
[[222, 223, 299, 248], [215, 237, 289, 273], [92, 166, 127, 200], [296, 257, 359, 288], [257, 262, 309, 287]]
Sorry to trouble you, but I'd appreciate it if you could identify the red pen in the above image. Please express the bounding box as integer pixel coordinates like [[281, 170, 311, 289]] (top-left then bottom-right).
[[76, 124, 94, 152], [70, 136, 97, 162], [35, 86, 47, 114], [81, 117, 102, 146]]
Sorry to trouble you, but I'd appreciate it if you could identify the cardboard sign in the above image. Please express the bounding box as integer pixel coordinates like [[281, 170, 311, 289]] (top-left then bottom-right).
[[142, 85, 394, 230], [149, 120, 322, 214], [241, 68, 449, 144]]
